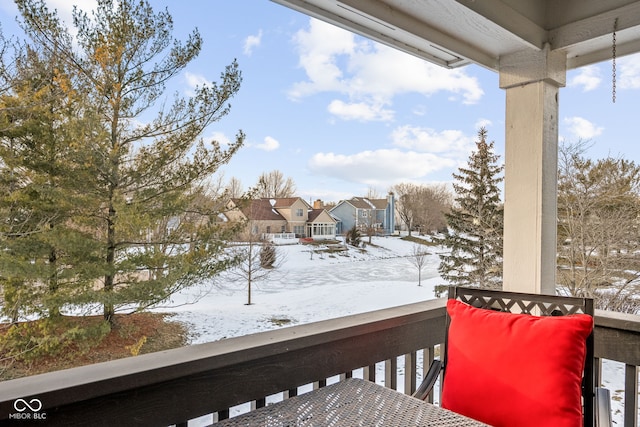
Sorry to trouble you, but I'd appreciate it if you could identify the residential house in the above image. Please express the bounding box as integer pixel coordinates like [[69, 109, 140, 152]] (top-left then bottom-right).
[[224, 197, 337, 241], [271, 197, 312, 237], [225, 198, 287, 237], [330, 192, 395, 235], [307, 208, 338, 240]]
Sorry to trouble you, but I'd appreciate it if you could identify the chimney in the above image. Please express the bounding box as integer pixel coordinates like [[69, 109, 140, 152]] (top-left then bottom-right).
[[313, 199, 323, 209]]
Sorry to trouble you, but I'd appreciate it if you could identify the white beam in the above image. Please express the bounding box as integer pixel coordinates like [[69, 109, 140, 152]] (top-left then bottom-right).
[[272, 0, 497, 69], [549, 2, 640, 51], [453, 0, 546, 50], [499, 46, 566, 295], [567, 39, 640, 69], [338, 0, 498, 69]]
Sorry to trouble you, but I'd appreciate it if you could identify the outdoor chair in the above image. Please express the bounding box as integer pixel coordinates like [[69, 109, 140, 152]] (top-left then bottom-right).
[[413, 286, 612, 427]]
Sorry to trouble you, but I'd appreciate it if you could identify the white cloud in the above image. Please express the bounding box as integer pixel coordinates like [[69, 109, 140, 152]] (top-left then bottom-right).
[[183, 72, 212, 96], [289, 18, 483, 122], [475, 119, 493, 130], [564, 116, 604, 140], [206, 131, 231, 147], [327, 100, 394, 122], [307, 126, 480, 187], [244, 30, 263, 56], [308, 149, 456, 187], [256, 136, 280, 151], [412, 105, 428, 116], [618, 53, 640, 89], [7, 1, 97, 37], [289, 19, 356, 98], [185, 72, 210, 88], [568, 65, 601, 92], [390, 126, 474, 155], [48, 0, 97, 24], [346, 43, 483, 104]]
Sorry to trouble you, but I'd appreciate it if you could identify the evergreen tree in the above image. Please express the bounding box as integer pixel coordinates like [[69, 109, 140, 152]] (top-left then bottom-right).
[[3, 0, 245, 324], [0, 41, 92, 321], [436, 128, 504, 289], [346, 225, 362, 247], [260, 242, 277, 268]]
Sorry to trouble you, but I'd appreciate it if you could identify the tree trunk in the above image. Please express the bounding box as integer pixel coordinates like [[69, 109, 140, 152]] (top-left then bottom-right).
[[104, 201, 116, 323]]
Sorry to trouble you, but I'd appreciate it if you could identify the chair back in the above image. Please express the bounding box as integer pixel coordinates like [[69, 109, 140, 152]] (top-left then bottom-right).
[[445, 286, 595, 427]]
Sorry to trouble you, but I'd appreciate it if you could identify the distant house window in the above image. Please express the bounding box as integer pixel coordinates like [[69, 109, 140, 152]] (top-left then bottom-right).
[[281, 225, 286, 233], [311, 223, 335, 236], [361, 210, 368, 217], [296, 208, 304, 217], [266, 226, 271, 233], [293, 225, 305, 235]]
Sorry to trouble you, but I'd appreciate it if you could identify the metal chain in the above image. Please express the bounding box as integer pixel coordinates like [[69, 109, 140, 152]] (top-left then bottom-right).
[[613, 18, 618, 103]]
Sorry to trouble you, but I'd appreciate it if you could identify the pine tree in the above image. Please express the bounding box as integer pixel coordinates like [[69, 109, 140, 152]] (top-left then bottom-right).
[[346, 225, 362, 247], [436, 128, 504, 289], [4, 0, 245, 324], [0, 39, 119, 357], [0, 42, 91, 321], [260, 242, 277, 268]]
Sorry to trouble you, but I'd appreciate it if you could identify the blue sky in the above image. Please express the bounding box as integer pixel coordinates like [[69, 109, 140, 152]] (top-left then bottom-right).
[[2, 1, 640, 203]]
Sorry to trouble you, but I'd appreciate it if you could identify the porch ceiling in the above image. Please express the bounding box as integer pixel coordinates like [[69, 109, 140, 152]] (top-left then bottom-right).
[[271, 0, 640, 71]]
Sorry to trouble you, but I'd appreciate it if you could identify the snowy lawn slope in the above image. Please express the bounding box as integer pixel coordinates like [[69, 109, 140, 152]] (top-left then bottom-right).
[[157, 236, 636, 425]]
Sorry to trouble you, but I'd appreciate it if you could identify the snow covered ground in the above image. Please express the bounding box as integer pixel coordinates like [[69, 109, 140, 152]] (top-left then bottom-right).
[[157, 236, 636, 426]]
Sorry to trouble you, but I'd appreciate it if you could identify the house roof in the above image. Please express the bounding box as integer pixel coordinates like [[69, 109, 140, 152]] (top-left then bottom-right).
[[271, 197, 311, 209], [232, 199, 286, 221], [346, 197, 388, 210], [307, 209, 337, 223]]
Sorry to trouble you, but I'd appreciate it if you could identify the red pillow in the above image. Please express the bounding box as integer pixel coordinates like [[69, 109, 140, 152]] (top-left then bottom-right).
[[441, 299, 593, 427]]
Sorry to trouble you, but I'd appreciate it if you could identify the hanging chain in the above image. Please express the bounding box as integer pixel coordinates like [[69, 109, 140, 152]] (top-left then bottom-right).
[[612, 18, 618, 103]]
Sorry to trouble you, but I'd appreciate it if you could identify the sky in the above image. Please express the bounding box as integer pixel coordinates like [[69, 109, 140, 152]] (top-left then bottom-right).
[[2, 0, 640, 204]]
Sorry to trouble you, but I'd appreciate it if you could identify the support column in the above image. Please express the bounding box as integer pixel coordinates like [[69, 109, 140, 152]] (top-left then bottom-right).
[[499, 44, 566, 295]]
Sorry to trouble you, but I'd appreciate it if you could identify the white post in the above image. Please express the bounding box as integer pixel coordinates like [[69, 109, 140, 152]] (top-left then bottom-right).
[[499, 44, 566, 295]]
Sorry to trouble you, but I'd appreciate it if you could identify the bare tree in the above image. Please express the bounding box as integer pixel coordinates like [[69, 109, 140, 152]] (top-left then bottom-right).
[[226, 177, 244, 198], [416, 184, 452, 234], [557, 142, 640, 312], [360, 206, 379, 244], [227, 234, 285, 305], [393, 183, 452, 236], [394, 183, 419, 236], [366, 186, 381, 199], [255, 170, 296, 198], [408, 244, 429, 286]]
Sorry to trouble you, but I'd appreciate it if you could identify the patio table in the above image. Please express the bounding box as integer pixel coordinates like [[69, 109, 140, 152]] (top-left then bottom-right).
[[214, 377, 489, 426]]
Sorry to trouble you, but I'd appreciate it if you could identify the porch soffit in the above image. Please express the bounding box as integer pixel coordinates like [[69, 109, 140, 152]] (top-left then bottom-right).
[[271, 0, 640, 71]]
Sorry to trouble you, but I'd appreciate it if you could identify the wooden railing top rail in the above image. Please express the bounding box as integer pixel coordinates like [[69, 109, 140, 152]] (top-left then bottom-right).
[[594, 309, 640, 367], [595, 309, 640, 333], [0, 298, 637, 426], [0, 299, 447, 426]]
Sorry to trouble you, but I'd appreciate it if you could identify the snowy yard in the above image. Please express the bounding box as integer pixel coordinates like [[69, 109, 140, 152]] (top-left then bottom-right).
[[157, 236, 636, 426]]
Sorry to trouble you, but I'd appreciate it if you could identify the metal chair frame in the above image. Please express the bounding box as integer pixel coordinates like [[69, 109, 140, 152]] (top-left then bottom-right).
[[413, 286, 611, 427]]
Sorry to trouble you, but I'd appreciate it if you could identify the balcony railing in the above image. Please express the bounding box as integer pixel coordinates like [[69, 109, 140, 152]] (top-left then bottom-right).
[[0, 298, 638, 427]]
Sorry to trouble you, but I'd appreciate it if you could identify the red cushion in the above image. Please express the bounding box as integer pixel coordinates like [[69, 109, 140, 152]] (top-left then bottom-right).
[[441, 299, 593, 427]]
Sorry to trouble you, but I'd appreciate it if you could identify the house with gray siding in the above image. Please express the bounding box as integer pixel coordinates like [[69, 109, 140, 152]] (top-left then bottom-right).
[[329, 193, 395, 235]]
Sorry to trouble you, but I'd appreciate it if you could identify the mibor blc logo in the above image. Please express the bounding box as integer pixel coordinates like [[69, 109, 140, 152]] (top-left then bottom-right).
[[9, 398, 47, 420]]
